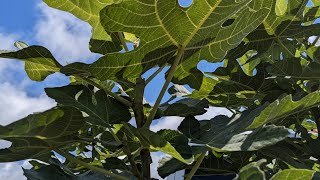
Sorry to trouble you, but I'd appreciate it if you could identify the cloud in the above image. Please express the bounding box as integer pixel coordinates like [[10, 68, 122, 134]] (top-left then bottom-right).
[[150, 153, 185, 180], [151, 153, 165, 179], [0, 31, 55, 179], [309, 36, 320, 46], [151, 107, 232, 132], [34, 3, 95, 63], [0, 82, 56, 125], [0, 161, 31, 180], [0, 32, 21, 79], [196, 106, 233, 119]]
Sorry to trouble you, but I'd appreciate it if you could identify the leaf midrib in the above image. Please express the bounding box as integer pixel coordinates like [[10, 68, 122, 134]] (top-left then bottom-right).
[[182, 0, 223, 47]]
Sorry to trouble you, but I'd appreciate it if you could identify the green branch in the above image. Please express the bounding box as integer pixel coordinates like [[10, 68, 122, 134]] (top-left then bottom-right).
[[53, 148, 128, 180], [144, 48, 184, 127], [185, 153, 206, 180], [118, 32, 129, 52], [79, 76, 132, 107], [311, 36, 320, 47], [145, 64, 167, 85], [275, 37, 295, 57], [122, 134, 141, 178]]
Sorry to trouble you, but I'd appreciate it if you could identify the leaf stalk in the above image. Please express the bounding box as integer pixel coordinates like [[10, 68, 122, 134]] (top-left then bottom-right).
[[53, 147, 128, 180], [145, 64, 167, 85], [118, 32, 129, 52], [79, 76, 132, 107], [185, 152, 206, 180], [144, 48, 184, 127]]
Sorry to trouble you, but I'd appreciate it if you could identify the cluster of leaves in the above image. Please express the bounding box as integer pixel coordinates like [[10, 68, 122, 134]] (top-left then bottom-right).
[[1, 0, 320, 179]]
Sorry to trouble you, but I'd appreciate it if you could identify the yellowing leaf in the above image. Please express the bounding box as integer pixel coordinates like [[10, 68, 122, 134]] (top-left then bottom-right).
[[275, 0, 287, 16]]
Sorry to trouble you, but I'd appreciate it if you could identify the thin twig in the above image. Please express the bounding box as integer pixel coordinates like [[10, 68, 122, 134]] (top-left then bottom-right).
[[79, 76, 132, 107], [107, 127, 121, 143], [144, 48, 184, 127], [275, 37, 295, 57], [145, 64, 167, 84], [311, 36, 320, 47], [185, 153, 206, 180], [118, 32, 129, 52], [53, 147, 128, 180], [122, 134, 141, 178]]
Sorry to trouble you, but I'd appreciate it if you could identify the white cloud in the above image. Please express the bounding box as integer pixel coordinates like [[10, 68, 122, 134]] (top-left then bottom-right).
[[150, 153, 184, 180], [151, 153, 165, 179], [0, 82, 55, 125], [0, 31, 55, 180], [34, 3, 95, 63], [308, 36, 320, 47], [0, 161, 31, 180], [196, 106, 233, 119], [151, 107, 232, 132], [0, 33, 20, 78], [151, 116, 184, 132]]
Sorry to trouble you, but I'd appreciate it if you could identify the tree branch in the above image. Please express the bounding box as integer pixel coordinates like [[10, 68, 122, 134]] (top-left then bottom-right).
[[185, 153, 206, 180], [144, 48, 184, 127], [118, 32, 129, 52], [79, 76, 132, 107], [145, 64, 167, 85], [311, 85, 320, 138], [53, 147, 128, 180], [122, 134, 141, 178], [311, 36, 320, 47], [275, 37, 295, 57]]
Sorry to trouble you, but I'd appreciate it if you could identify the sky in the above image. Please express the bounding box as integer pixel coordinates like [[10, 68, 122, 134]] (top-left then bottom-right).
[[0, 0, 232, 179], [2, 0, 316, 179]]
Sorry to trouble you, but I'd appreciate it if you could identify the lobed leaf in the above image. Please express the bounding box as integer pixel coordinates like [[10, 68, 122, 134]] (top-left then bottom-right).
[[270, 169, 320, 180], [89, 0, 273, 84], [0, 45, 61, 81], [45, 85, 131, 127], [0, 107, 85, 162], [42, 0, 123, 54]]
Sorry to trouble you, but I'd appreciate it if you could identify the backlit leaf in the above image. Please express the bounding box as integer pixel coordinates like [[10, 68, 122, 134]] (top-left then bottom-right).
[[45, 85, 131, 127], [0, 45, 61, 81], [90, 0, 273, 84]]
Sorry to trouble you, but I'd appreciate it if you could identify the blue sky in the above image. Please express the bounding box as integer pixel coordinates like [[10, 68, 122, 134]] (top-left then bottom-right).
[[0, 0, 316, 179], [0, 0, 223, 179]]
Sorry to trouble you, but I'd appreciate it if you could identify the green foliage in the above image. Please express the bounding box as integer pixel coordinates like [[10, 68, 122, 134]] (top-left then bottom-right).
[[1, 0, 320, 179]]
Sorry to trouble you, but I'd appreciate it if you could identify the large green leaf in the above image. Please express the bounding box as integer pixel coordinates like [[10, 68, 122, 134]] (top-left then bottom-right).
[[248, 91, 320, 129], [260, 140, 317, 169], [275, 0, 287, 16], [171, 0, 273, 90], [89, 0, 273, 83], [160, 98, 209, 117], [227, 0, 320, 73], [157, 156, 186, 179], [178, 113, 289, 152], [122, 124, 193, 164], [269, 58, 320, 79], [42, 0, 124, 54], [139, 128, 192, 164], [0, 45, 61, 81], [103, 157, 129, 171], [156, 129, 192, 159], [237, 159, 266, 180], [270, 169, 320, 180], [158, 149, 252, 178], [304, 5, 320, 24], [45, 85, 131, 127], [0, 107, 85, 162], [190, 61, 282, 108], [24, 164, 110, 180]]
